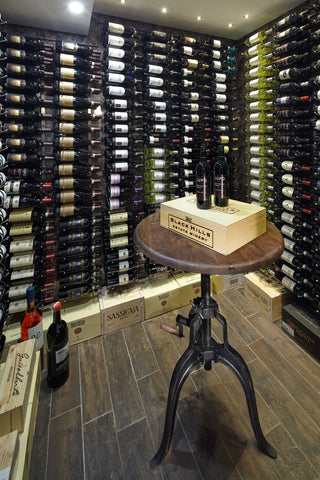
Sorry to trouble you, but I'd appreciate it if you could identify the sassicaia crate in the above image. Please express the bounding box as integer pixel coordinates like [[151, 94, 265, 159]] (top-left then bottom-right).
[[160, 195, 266, 255]]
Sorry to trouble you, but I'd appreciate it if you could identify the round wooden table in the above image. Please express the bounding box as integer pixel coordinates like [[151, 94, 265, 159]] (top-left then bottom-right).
[[134, 211, 284, 467]]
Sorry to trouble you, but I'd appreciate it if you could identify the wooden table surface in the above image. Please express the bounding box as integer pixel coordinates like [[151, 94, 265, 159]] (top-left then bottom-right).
[[134, 211, 284, 275]]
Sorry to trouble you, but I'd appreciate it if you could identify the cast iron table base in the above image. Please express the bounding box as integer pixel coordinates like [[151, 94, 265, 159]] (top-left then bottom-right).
[[151, 274, 277, 468]]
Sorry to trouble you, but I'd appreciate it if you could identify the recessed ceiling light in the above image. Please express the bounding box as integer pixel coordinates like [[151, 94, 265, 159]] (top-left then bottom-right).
[[68, 1, 84, 14], [120, 0, 127, 4], [161, 7, 167, 14], [228, 23, 233, 28], [244, 14, 249, 19], [196, 16, 203, 21]]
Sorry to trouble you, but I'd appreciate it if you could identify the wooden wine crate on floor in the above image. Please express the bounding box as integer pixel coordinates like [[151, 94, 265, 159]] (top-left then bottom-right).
[[171, 271, 201, 306], [0, 430, 19, 480], [282, 302, 320, 362], [211, 273, 245, 294], [245, 271, 294, 321], [99, 284, 144, 334], [160, 194, 266, 255], [137, 272, 181, 320], [0, 340, 36, 436]]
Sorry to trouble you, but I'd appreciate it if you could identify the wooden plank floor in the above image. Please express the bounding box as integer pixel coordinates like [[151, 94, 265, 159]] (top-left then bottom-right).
[[28, 287, 320, 480]]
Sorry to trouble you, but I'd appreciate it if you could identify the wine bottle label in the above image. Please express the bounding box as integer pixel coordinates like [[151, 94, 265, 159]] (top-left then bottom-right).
[[152, 171, 165, 180], [315, 119, 320, 130], [113, 137, 129, 146], [187, 59, 198, 69], [60, 151, 76, 162], [108, 86, 126, 96], [118, 248, 129, 259], [154, 194, 166, 203], [55, 342, 69, 366], [107, 35, 125, 47], [7, 63, 26, 75], [282, 186, 294, 198], [7, 48, 26, 59], [110, 174, 121, 184], [10, 238, 34, 253], [148, 64, 163, 75], [279, 69, 291, 80], [118, 273, 129, 284], [9, 282, 33, 298], [183, 46, 193, 55], [282, 199, 294, 211], [153, 101, 166, 110], [112, 149, 128, 159], [154, 124, 166, 133], [10, 253, 34, 268], [148, 76, 164, 87], [108, 47, 125, 58], [109, 186, 120, 197], [111, 162, 128, 172], [60, 67, 75, 80], [27, 318, 44, 351], [152, 182, 165, 192], [58, 178, 74, 189], [250, 179, 262, 190], [119, 260, 130, 271], [4, 180, 21, 193], [7, 138, 26, 147], [107, 72, 125, 83], [9, 208, 33, 223], [59, 205, 75, 216], [213, 60, 222, 70], [58, 109, 76, 121], [281, 250, 294, 265], [108, 23, 125, 34], [113, 124, 128, 133], [281, 212, 295, 225], [281, 276, 295, 292], [109, 211, 128, 223], [183, 80, 193, 88], [4, 195, 22, 209], [59, 95, 75, 108], [281, 225, 295, 238], [8, 299, 26, 314], [250, 168, 262, 177], [151, 159, 165, 168], [110, 236, 129, 248], [212, 49, 221, 59], [148, 89, 164, 98], [59, 53, 75, 66], [60, 191, 75, 202], [110, 223, 128, 235], [111, 112, 127, 121], [58, 81, 75, 94], [281, 264, 295, 279], [187, 92, 198, 101], [214, 175, 227, 199], [281, 161, 293, 172], [281, 174, 294, 185], [107, 60, 125, 71], [250, 190, 261, 201], [58, 137, 74, 148], [284, 238, 295, 253], [10, 267, 34, 281]]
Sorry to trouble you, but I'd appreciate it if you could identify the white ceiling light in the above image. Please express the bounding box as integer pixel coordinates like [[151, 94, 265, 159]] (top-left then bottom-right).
[[161, 7, 167, 14], [196, 16, 203, 21], [68, 1, 84, 14], [244, 14, 250, 19], [228, 23, 233, 27]]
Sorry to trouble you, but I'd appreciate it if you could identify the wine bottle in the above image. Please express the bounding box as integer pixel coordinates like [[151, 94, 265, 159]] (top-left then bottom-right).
[[1, 107, 48, 121], [46, 80, 100, 95], [4, 195, 51, 209], [54, 108, 101, 122], [3, 48, 47, 64], [104, 22, 136, 37], [53, 137, 100, 149], [1, 62, 46, 78], [50, 67, 102, 82], [53, 53, 101, 70], [47, 301, 69, 388], [20, 285, 43, 365], [2, 122, 50, 135], [1, 34, 46, 52], [1, 77, 46, 93], [56, 40, 100, 59], [196, 145, 211, 209], [213, 146, 229, 207], [47, 94, 99, 109]]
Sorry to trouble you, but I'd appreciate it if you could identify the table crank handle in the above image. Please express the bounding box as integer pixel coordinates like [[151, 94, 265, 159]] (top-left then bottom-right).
[[160, 323, 185, 338]]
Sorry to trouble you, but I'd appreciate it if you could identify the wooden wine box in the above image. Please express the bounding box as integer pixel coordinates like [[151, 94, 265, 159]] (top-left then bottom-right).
[[137, 272, 181, 320], [171, 271, 201, 306], [160, 195, 266, 255], [0, 340, 36, 436], [245, 271, 294, 321], [0, 430, 19, 480]]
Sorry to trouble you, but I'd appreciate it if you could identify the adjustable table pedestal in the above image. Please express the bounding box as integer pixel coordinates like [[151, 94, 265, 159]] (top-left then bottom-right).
[[134, 211, 283, 467]]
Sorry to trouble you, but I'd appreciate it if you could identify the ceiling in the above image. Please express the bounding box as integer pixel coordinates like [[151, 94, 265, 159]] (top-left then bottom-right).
[[1, 0, 307, 40]]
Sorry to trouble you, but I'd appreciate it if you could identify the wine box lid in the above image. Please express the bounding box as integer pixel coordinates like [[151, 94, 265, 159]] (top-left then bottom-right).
[[160, 195, 266, 255], [0, 340, 36, 436]]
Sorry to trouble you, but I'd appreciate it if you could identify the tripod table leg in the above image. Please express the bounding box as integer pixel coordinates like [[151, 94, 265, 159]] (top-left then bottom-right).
[[150, 348, 201, 468], [216, 343, 277, 459]]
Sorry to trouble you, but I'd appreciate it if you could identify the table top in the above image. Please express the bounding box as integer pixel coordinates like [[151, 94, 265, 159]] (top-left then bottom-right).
[[134, 211, 284, 275]]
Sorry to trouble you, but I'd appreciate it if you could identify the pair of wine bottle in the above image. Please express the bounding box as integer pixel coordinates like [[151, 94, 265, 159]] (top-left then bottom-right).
[[196, 145, 229, 209]]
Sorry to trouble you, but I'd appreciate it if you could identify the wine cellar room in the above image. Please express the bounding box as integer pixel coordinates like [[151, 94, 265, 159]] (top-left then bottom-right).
[[2, 0, 320, 479]]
